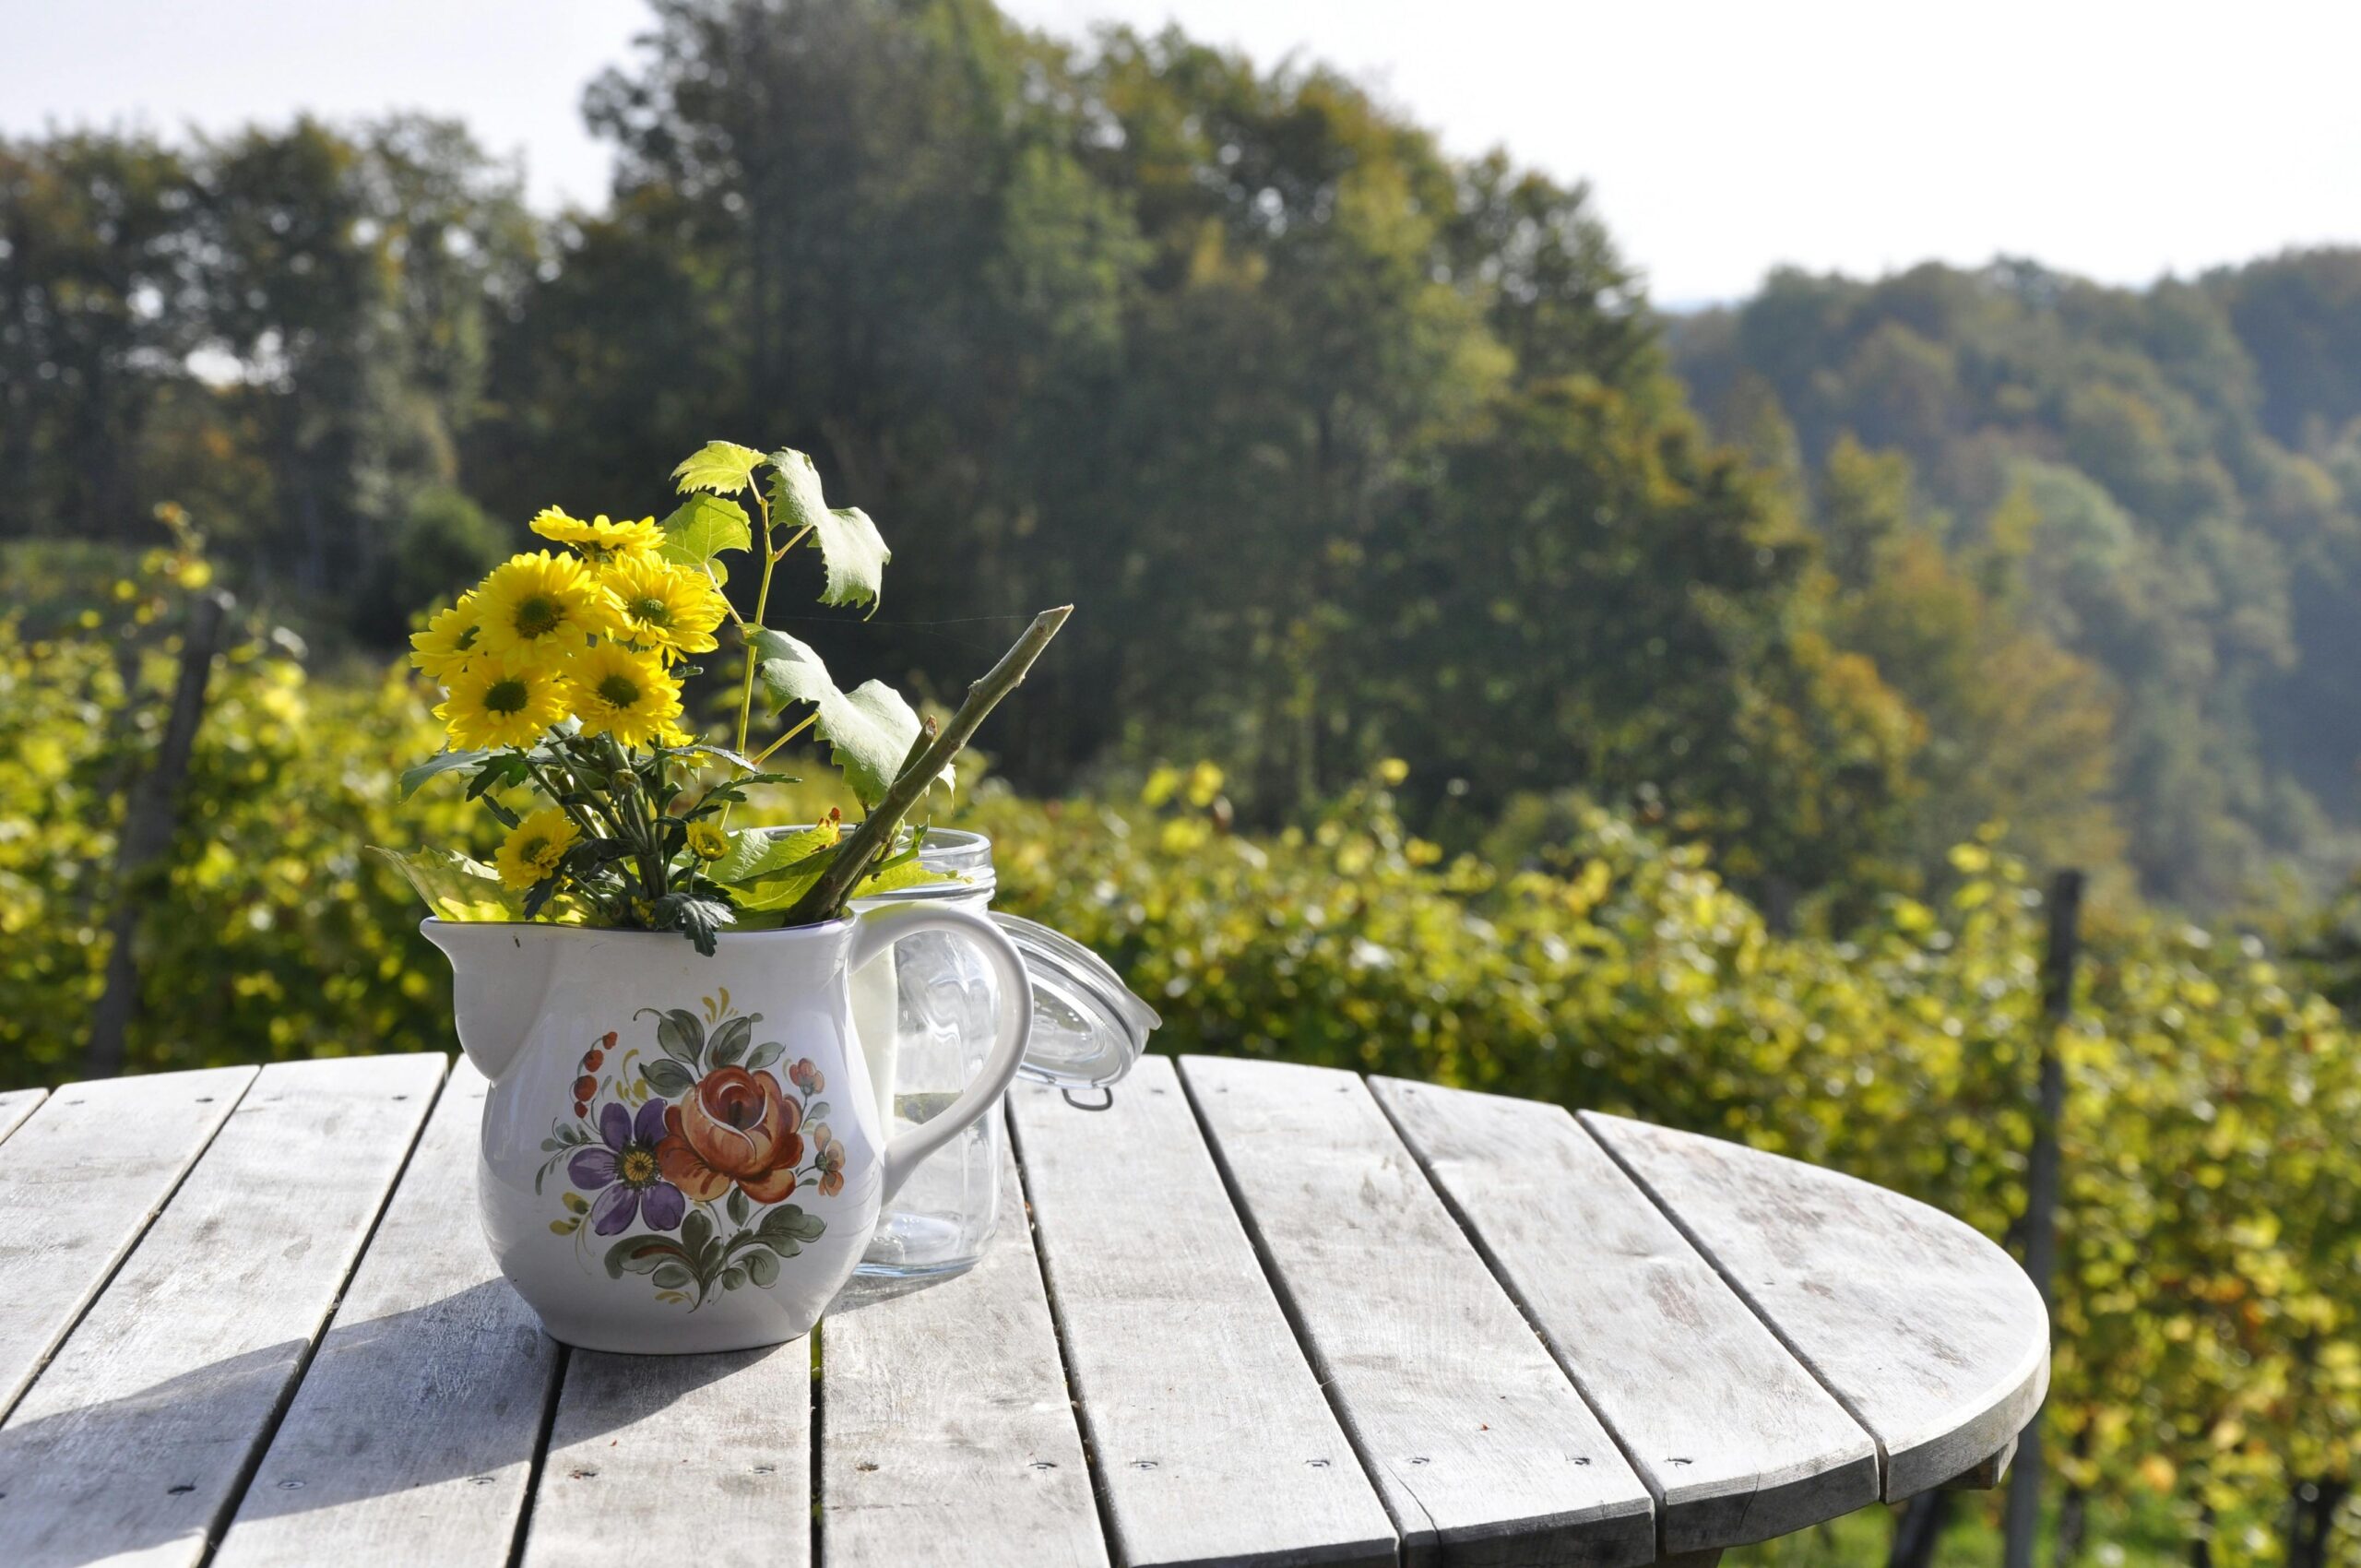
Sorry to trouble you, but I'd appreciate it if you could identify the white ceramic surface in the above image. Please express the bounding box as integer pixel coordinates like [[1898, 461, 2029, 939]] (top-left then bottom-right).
[[425, 907, 1031, 1353]]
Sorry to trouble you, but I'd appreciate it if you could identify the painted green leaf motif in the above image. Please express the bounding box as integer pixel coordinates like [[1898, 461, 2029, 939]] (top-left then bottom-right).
[[743, 1248, 780, 1289], [719, 1265, 749, 1292], [658, 493, 752, 584], [651, 1010, 703, 1072], [726, 1188, 751, 1227], [743, 1041, 785, 1073], [682, 1209, 715, 1256], [709, 1016, 753, 1067], [671, 440, 766, 496], [750, 629, 950, 807], [366, 846, 525, 923], [803, 1100, 830, 1123], [641, 1058, 694, 1098], [650, 1262, 694, 1291], [766, 448, 889, 609], [606, 1237, 684, 1279], [757, 1205, 828, 1245], [397, 749, 489, 799]]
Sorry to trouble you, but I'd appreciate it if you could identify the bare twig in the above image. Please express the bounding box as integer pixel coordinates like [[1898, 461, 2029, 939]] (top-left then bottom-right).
[[783, 605, 1071, 923]]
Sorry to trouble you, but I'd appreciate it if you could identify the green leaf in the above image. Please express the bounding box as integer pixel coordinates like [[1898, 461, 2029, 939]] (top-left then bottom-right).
[[398, 750, 491, 800], [719, 1265, 748, 1292], [743, 1041, 784, 1073], [366, 846, 526, 923], [672, 440, 766, 496], [650, 1262, 694, 1290], [654, 1008, 706, 1067], [757, 1204, 828, 1245], [606, 1237, 684, 1278], [743, 1248, 779, 1289], [853, 857, 962, 899], [641, 1057, 694, 1098], [682, 1209, 715, 1257], [750, 630, 950, 807], [708, 823, 840, 885], [658, 493, 753, 583], [803, 1100, 830, 1123], [726, 1188, 751, 1228], [767, 449, 889, 610], [709, 1016, 753, 1067]]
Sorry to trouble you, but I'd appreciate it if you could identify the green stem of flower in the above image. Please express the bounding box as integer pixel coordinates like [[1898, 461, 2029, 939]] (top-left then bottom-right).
[[751, 710, 817, 768]]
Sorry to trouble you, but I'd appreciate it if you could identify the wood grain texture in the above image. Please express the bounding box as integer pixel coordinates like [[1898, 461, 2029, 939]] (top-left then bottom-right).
[[821, 1113, 1107, 1568], [1369, 1078, 1878, 1558], [1580, 1112, 2048, 1502], [1180, 1055, 1655, 1568], [0, 1087, 47, 1146], [0, 1053, 445, 1568], [213, 1062, 560, 1568], [0, 1067, 254, 1420], [1009, 1055, 1398, 1568], [523, 1341, 812, 1568]]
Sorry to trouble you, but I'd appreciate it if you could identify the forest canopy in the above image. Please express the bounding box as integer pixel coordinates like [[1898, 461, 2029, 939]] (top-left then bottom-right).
[[6, 0, 2361, 919]]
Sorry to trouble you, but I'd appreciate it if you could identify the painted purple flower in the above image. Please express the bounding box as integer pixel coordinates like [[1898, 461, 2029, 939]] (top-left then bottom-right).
[[568, 1099, 686, 1235]]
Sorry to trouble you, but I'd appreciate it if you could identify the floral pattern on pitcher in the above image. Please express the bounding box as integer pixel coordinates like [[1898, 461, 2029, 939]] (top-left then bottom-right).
[[535, 987, 842, 1308]]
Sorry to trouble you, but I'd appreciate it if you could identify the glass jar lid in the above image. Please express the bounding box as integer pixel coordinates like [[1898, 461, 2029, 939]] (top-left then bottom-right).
[[851, 827, 1157, 1089], [993, 913, 1160, 1088]]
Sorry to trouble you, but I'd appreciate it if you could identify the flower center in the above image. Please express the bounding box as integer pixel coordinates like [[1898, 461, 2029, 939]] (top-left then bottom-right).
[[514, 595, 562, 637], [632, 596, 672, 626], [484, 677, 530, 715], [597, 672, 643, 709], [619, 1147, 658, 1186], [517, 834, 552, 862]]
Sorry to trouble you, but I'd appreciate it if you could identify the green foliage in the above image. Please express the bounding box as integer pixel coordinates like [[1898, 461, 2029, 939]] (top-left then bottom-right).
[[1673, 257, 2361, 908]]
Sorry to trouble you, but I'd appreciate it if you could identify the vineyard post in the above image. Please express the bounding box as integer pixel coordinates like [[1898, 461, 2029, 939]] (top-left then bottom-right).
[[2003, 867, 2083, 1568], [84, 588, 230, 1077]]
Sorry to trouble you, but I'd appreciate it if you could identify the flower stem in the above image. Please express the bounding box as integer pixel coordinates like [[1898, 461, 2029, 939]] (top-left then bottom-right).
[[750, 710, 817, 767]]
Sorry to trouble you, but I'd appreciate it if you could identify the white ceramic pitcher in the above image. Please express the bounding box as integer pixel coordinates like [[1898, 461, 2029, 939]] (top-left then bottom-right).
[[424, 907, 1031, 1354]]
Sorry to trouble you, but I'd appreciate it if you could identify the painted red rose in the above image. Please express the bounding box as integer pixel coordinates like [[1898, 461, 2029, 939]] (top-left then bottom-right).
[[656, 1065, 803, 1204]]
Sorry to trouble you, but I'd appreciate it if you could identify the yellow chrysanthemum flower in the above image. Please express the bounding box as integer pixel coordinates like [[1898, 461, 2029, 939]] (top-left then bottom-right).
[[529, 506, 666, 566], [685, 821, 729, 861], [434, 655, 573, 751], [602, 553, 730, 662], [494, 808, 581, 891], [564, 641, 683, 746], [409, 593, 484, 683], [472, 551, 621, 667]]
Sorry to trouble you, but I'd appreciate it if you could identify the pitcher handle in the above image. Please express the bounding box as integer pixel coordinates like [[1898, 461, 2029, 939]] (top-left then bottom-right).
[[848, 903, 1033, 1204]]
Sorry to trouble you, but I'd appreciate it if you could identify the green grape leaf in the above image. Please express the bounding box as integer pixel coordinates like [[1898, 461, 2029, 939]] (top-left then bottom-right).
[[750, 630, 950, 807], [852, 857, 962, 899], [397, 750, 490, 800], [671, 440, 766, 496], [766, 449, 888, 609], [658, 493, 752, 585], [708, 823, 841, 885], [366, 846, 524, 922]]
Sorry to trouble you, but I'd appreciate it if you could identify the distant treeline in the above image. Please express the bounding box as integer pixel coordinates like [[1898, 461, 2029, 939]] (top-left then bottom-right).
[[6, 0, 2360, 914]]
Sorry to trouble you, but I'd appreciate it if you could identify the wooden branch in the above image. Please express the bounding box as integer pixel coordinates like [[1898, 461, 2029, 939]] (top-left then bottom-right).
[[782, 605, 1071, 924]]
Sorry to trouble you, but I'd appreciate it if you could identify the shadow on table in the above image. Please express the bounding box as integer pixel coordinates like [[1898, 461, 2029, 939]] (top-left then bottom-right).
[[0, 1268, 969, 1566]]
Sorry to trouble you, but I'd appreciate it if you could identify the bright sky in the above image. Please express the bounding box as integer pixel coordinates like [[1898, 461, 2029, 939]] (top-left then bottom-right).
[[5, 0, 2356, 304]]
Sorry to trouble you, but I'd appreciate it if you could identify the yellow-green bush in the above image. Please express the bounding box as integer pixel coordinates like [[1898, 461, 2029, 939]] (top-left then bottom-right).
[[0, 600, 2354, 1560]]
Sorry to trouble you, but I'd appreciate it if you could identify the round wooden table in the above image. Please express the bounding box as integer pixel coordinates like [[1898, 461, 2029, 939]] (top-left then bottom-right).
[[0, 1051, 2045, 1568]]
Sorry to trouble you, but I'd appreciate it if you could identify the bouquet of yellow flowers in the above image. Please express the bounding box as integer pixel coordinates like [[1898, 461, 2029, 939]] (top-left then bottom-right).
[[374, 441, 1066, 953]]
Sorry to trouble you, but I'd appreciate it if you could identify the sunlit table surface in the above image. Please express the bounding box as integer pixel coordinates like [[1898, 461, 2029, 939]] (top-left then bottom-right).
[[0, 1051, 2043, 1568]]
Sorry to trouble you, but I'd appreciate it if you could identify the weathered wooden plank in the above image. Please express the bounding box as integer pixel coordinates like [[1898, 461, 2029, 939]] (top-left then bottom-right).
[[522, 1341, 812, 1568], [821, 1112, 1106, 1568], [0, 1053, 445, 1568], [213, 1061, 560, 1568], [1581, 1112, 2048, 1502], [0, 1066, 255, 1420], [1180, 1055, 1655, 1568], [0, 1087, 46, 1146], [1369, 1078, 1879, 1558], [1009, 1055, 1398, 1568]]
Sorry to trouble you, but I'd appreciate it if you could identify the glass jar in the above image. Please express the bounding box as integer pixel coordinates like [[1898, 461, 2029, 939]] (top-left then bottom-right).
[[849, 829, 1157, 1277]]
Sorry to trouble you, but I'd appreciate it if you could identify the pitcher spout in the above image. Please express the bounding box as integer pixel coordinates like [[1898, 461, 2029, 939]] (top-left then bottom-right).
[[421, 920, 563, 1083]]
